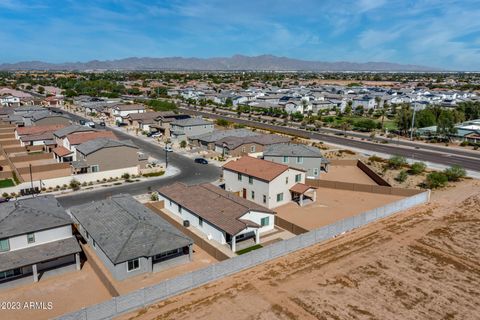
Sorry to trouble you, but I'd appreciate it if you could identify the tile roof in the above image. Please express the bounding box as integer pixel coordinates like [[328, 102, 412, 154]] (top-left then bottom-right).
[[0, 196, 72, 238], [223, 156, 290, 182], [69, 194, 192, 264], [52, 146, 73, 157], [158, 183, 274, 235], [0, 237, 80, 272], [114, 104, 145, 111], [16, 124, 67, 136], [289, 183, 315, 194], [76, 138, 138, 156], [66, 131, 117, 145]]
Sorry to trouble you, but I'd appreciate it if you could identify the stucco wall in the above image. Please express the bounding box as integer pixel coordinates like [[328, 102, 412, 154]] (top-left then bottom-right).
[[79, 146, 139, 172], [8, 225, 73, 251]]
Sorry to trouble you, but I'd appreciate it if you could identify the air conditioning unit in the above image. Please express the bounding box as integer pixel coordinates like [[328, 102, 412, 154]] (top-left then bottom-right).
[[183, 220, 190, 227]]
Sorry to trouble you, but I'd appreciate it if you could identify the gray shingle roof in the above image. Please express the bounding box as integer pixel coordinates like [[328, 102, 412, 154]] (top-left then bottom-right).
[[171, 117, 212, 127], [263, 143, 326, 158], [76, 138, 138, 156], [69, 194, 192, 264], [158, 183, 274, 235], [0, 237, 80, 272], [0, 196, 72, 238], [216, 134, 290, 149], [190, 129, 258, 143], [53, 124, 96, 138], [32, 112, 70, 121]]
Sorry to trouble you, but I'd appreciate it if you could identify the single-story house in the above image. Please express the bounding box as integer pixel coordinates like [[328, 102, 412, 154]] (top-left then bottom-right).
[[214, 134, 290, 157], [0, 196, 81, 286], [158, 183, 276, 252], [68, 194, 193, 280]]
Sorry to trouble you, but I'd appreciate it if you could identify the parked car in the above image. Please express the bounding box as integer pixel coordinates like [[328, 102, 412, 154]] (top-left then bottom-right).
[[0, 197, 9, 203], [79, 119, 86, 125], [85, 121, 96, 128], [99, 121, 106, 127], [194, 158, 208, 164], [148, 131, 162, 138], [163, 145, 173, 152]]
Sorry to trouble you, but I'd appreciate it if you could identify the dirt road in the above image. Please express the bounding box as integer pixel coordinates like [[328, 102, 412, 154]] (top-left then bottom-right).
[[120, 179, 480, 320]]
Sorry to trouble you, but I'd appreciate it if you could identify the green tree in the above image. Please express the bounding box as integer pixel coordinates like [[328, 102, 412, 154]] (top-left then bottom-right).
[[37, 86, 45, 94], [216, 118, 231, 127], [395, 104, 412, 135], [425, 172, 448, 189]]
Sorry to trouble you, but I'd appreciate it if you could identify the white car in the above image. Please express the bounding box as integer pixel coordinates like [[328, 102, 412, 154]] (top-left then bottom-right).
[[163, 145, 173, 152]]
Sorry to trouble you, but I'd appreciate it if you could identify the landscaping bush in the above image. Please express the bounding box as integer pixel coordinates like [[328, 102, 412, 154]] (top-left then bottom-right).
[[150, 193, 159, 201], [368, 155, 384, 163], [142, 171, 165, 177], [443, 165, 466, 182], [2, 192, 9, 198], [395, 170, 408, 183], [69, 179, 81, 191], [121, 173, 130, 180], [180, 140, 187, 148], [387, 155, 407, 169], [409, 162, 426, 175], [425, 172, 448, 189]]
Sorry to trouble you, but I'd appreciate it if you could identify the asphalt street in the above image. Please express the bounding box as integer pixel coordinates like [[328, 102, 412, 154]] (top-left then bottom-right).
[[55, 109, 221, 208], [181, 108, 480, 172]]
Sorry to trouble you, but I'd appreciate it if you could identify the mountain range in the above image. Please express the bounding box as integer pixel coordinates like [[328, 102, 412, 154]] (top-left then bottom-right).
[[0, 55, 439, 72]]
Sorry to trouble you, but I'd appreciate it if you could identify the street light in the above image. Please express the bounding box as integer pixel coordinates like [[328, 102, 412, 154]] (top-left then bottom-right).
[[410, 105, 417, 141]]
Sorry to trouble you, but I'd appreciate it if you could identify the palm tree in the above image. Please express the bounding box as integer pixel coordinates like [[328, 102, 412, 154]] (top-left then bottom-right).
[[378, 107, 387, 130]]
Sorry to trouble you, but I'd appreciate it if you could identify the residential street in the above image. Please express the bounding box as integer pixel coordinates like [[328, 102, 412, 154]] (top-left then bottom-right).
[[55, 109, 221, 208]]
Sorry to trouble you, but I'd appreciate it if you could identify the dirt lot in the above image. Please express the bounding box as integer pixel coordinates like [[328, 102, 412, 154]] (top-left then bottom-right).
[[120, 178, 480, 320], [320, 165, 378, 185]]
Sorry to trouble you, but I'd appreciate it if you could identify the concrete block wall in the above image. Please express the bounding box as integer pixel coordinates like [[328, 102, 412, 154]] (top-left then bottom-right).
[[57, 190, 430, 320]]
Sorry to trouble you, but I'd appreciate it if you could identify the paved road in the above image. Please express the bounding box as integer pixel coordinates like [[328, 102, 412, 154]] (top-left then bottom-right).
[[181, 108, 480, 172], [55, 109, 221, 208]]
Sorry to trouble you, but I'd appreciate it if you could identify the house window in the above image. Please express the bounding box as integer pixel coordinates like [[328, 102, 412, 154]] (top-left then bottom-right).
[[179, 206, 183, 214], [27, 233, 35, 244], [251, 190, 255, 199], [285, 176, 289, 184], [169, 200, 172, 206], [127, 259, 140, 272], [0, 268, 22, 280], [276, 193, 284, 202], [93, 239, 96, 248], [263, 195, 267, 204], [296, 156, 303, 164], [250, 145, 256, 152], [90, 165, 99, 172], [242, 146, 246, 153], [199, 217, 203, 227], [261, 217, 269, 226], [0, 239, 10, 252], [295, 174, 302, 183], [237, 173, 242, 181], [313, 168, 319, 176], [248, 176, 253, 184], [282, 156, 288, 163]]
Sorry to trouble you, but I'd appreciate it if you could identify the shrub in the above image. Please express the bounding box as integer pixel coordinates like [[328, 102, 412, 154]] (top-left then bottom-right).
[[69, 179, 81, 191], [150, 193, 159, 201], [180, 140, 187, 148], [2, 192, 9, 198], [425, 172, 448, 189], [387, 155, 407, 169], [121, 173, 130, 180], [395, 170, 408, 183], [142, 171, 165, 177], [410, 162, 426, 175], [368, 155, 384, 163], [443, 165, 466, 182]]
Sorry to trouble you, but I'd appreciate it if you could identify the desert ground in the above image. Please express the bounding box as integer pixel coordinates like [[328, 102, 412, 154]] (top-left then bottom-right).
[[120, 178, 480, 320]]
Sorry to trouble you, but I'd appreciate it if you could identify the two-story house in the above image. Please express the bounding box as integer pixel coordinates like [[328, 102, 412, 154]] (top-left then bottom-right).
[[112, 104, 145, 124], [223, 156, 316, 209], [0, 196, 81, 286], [169, 117, 214, 140]]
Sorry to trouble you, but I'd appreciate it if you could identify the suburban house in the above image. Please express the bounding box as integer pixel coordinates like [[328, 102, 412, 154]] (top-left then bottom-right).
[[214, 134, 290, 157], [148, 112, 190, 138], [0, 196, 81, 286], [112, 104, 145, 124], [189, 129, 260, 150], [61, 131, 118, 162], [73, 138, 146, 174], [68, 194, 193, 280], [223, 156, 316, 209], [169, 117, 214, 140], [263, 143, 329, 178], [158, 182, 276, 252], [125, 111, 166, 131], [15, 124, 67, 146], [31, 113, 71, 126]]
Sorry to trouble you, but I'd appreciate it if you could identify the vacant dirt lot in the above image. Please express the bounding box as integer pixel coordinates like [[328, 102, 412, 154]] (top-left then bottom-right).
[[120, 178, 480, 320]]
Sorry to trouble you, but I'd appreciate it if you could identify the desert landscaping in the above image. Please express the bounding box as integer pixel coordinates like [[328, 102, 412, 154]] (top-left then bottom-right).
[[120, 178, 480, 320]]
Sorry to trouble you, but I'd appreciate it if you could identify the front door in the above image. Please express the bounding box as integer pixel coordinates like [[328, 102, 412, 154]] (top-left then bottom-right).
[[242, 188, 247, 198]]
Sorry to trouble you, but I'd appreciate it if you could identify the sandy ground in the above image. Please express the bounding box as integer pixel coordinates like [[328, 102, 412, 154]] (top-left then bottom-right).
[[276, 187, 404, 230], [320, 165, 378, 185], [0, 261, 112, 320], [119, 178, 480, 320]]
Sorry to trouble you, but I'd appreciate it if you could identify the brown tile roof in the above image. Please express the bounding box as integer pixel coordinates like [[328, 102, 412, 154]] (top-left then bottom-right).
[[223, 156, 289, 182], [52, 146, 72, 157], [126, 111, 166, 121], [289, 183, 316, 194], [114, 104, 145, 111], [158, 182, 274, 235], [66, 131, 117, 145], [16, 124, 66, 136]]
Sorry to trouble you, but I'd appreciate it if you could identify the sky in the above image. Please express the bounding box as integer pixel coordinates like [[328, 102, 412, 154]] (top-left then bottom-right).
[[0, 0, 479, 70]]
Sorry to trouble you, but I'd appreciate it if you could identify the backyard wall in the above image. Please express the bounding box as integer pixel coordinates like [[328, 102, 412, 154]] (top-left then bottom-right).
[[57, 189, 430, 320]]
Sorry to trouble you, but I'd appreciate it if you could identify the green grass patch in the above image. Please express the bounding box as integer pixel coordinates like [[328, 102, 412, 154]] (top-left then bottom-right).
[[142, 171, 165, 177], [0, 179, 15, 188], [236, 244, 263, 255]]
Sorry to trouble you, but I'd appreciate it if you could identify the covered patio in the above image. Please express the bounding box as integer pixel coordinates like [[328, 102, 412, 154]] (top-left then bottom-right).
[[290, 183, 317, 207]]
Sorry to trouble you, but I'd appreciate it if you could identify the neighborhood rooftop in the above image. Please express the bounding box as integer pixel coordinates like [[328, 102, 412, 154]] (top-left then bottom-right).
[[67, 131, 117, 145], [158, 182, 274, 235], [54, 124, 96, 138], [263, 143, 328, 160], [171, 117, 212, 126], [223, 156, 299, 182], [190, 129, 259, 143], [76, 138, 137, 155], [68, 194, 192, 264]]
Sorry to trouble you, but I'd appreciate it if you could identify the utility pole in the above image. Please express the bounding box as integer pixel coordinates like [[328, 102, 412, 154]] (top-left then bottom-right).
[[410, 106, 417, 141]]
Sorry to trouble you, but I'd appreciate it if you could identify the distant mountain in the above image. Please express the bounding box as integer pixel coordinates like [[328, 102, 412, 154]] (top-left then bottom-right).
[[0, 55, 440, 72]]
